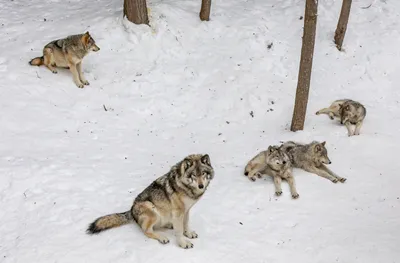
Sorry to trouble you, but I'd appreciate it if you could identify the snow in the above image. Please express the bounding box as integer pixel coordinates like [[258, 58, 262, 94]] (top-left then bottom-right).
[[1, 0, 399, 262]]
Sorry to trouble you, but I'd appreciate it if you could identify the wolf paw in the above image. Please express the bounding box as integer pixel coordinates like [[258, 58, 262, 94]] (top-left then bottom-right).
[[275, 191, 282, 196], [184, 231, 198, 239], [157, 236, 170, 244], [249, 176, 256, 182], [256, 172, 263, 179], [329, 116, 335, 120], [292, 193, 299, 199], [178, 239, 194, 249], [82, 80, 90, 85], [52, 70, 58, 74], [332, 178, 338, 183], [76, 83, 84, 88], [339, 177, 347, 183], [315, 111, 320, 115]]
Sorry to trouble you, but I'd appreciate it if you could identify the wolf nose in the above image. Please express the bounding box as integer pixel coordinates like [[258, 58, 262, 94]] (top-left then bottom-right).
[[198, 184, 204, 189], [283, 161, 286, 164], [329, 161, 332, 164]]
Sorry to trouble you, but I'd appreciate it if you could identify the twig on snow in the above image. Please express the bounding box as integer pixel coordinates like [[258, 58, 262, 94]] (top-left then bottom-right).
[[361, 3, 372, 9]]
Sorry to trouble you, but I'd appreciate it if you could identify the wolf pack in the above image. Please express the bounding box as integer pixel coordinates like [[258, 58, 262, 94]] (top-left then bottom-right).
[[29, 32, 367, 249]]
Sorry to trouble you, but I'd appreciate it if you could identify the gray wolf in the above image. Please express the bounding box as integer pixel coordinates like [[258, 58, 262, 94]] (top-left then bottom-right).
[[280, 141, 346, 183], [316, 99, 366, 136], [29, 31, 100, 88], [86, 154, 214, 249], [244, 146, 299, 199]]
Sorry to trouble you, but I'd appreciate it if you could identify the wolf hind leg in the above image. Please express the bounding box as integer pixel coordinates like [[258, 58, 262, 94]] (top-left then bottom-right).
[[247, 164, 266, 182], [136, 202, 169, 244], [316, 108, 335, 119], [43, 48, 57, 74]]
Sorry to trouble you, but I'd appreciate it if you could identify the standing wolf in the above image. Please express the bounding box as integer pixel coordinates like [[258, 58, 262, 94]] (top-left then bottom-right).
[[280, 141, 346, 183], [29, 31, 100, 88], [316, 99, 366, 136], [86, 154, 214, 249], [244, 146, 299, 199]]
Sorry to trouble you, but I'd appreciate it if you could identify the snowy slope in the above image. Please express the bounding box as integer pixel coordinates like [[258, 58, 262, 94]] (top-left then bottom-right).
[[0, 0, 399, 262]]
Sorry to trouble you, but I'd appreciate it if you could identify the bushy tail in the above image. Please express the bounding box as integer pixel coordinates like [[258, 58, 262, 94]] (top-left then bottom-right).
[[29, 56, 44, 66], [86, 211, 133, 234]]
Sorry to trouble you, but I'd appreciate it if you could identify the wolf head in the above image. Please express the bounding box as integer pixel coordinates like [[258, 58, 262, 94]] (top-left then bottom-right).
[[266, 145, 290, 171], [340, 103, 354, 124], [82, 31, 100, 52], [178, 154, 214, 195], [312, 141, 331, 165]]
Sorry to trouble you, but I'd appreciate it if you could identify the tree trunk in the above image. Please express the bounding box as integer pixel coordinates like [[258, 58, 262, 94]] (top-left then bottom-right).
[[199, 0, 211, 21], [290, 0, 318, 132], [334, 0, 352, 51], [123, 0, 149, 25]]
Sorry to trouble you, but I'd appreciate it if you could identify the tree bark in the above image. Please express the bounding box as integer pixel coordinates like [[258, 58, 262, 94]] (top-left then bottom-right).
[[290, 0, 318, 132], [334, 0, 352, 51], [124, 0, 149, 25], [200, 0, 212, 21]]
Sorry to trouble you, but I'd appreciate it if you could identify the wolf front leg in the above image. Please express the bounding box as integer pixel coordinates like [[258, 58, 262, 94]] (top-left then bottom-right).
[[321, 165, 346, 183], [286, 175, 299, 199], [305, 166, 339, 183], [273, 176, 283, 196], [77, 62, 90, 85], [344, 121, 354, 136], [172, 212, 193, 249], [183, 211, 198, 239], [67, 56, 84, 88], [354, 121, 363, 135]]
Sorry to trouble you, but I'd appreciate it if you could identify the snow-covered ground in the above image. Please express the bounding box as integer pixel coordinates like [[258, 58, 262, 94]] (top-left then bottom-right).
[[1, 0, 399, 262]]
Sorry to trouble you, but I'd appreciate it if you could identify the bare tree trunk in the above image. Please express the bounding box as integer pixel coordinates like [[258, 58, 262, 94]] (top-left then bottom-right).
[[200, 0, 212, 21], [290, 0, 318, 132], [124, 0, 149, 25], [334, 0, 352, 51]]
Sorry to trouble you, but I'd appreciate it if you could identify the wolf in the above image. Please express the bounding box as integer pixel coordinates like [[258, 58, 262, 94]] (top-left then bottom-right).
[[86, 154, 214, 249], [29, 31, 100, 88], [244, 146, 299, 199], [280, 141, 346, 183], [316, 99, 366, 136]]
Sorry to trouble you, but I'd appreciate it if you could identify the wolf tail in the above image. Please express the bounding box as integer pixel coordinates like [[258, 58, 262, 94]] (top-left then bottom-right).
[[86, 210, 133, 234], [29, 56, 44, 66]]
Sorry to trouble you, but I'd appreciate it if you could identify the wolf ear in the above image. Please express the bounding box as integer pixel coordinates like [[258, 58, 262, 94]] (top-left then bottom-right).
[[180, 158, 192, 174], [268, 146, 275, 153], [201, 154, 211, 166], [321, 141, 326, 146], [82, 32, 90, 45], [315, 144, 321, 152]]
